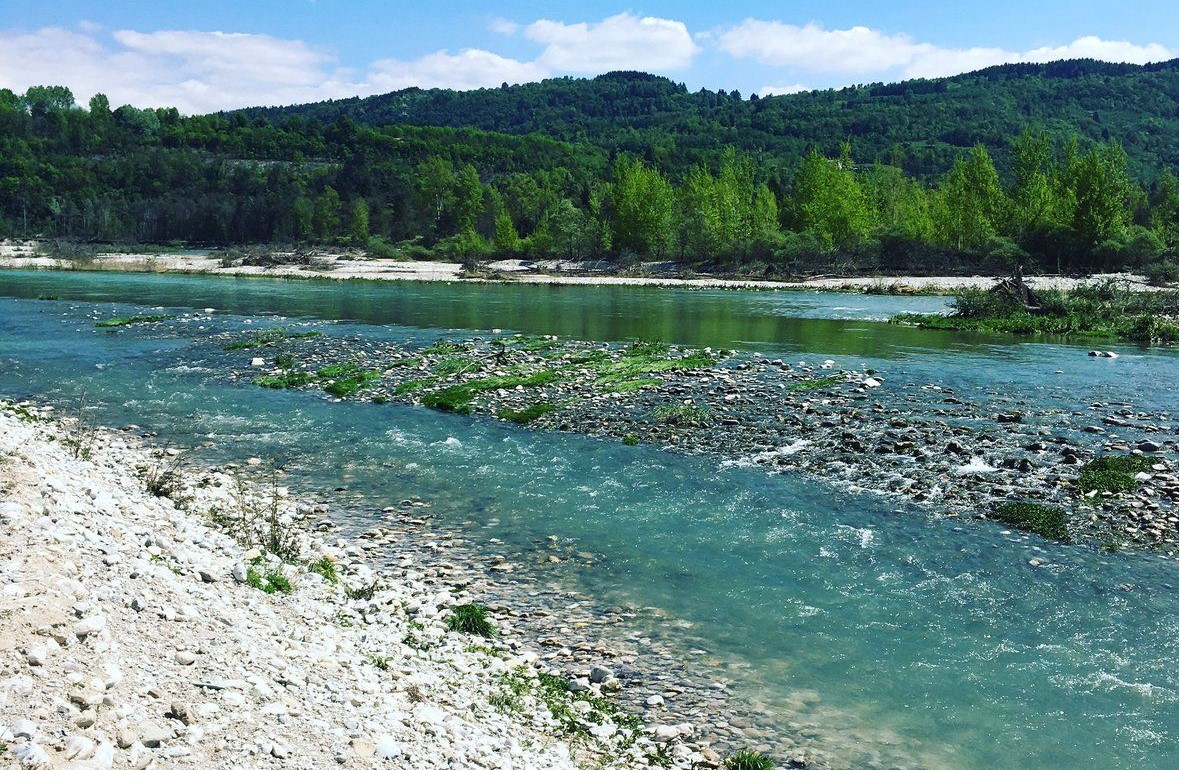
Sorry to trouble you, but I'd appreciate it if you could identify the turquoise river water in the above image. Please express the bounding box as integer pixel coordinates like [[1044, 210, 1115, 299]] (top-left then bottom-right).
[[1, 270, 1177, 770]]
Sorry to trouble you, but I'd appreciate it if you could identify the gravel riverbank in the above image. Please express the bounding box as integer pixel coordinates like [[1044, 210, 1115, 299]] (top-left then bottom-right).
[[0, 402, 779, 770]]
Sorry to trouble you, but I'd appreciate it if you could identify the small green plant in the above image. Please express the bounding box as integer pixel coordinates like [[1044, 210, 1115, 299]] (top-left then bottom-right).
[[628, 338, 669, 357], [653, 403, 710, 426], [1078, 455, 1153, 494], [489, 692, 520, 712], [245, 566, 293, 594], [307, 556, 338, 583], [368, 654, 391, 671], [622, 434, 640, 446], [725, 749, 775, 770], [275, 352, 296, 369], [991, 502, 1070, 542], [446, 603, 497, 637]]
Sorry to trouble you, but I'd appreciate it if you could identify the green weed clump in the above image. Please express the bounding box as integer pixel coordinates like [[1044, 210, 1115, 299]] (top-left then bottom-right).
[[991, 502, 1070, 541], [498, 402, 558, 424], [307, 556, 338, 583], [254, 372, 313, 389], [1078, 455, 1153, 494], [789, 375, 842, 392], [421, 371, 558, 414], [433, 356, 478, 377], [423, 340, 470, 355], [95, 314, 172, 328], [446, 603, 497, 637], [225, 329, 323, 350], [246, 566, 293, 594], [318, 363, 381, 397], [725, 750, 775, 770], [653, 403, 710, 426]]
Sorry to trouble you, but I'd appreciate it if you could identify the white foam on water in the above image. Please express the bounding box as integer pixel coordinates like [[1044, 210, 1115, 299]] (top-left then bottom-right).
[[955, 458, 998, 475]]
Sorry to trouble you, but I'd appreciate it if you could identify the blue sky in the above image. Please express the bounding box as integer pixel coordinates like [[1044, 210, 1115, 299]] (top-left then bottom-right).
[[2, 1, 1177, 113]]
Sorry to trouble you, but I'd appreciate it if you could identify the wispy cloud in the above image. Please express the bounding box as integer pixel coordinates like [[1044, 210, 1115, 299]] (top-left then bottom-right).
[[715, 19, 1173, 80], [368, 49, 548, 92]]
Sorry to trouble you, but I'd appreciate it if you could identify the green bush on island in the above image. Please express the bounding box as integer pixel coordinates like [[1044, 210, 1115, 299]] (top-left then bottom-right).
[[446, 603, 496, 637], [1078, 455, 1153, 494], [990, 502, 1070, 541], [894, 281, 1179, 343]]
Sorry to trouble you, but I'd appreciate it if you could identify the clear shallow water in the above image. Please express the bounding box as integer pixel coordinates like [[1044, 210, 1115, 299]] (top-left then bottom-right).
[[2, 271, 1178, 769]]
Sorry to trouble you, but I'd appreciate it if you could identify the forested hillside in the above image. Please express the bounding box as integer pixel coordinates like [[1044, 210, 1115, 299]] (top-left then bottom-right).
[[3, 60, 1179, 278], [240, 61, 1179, 182]]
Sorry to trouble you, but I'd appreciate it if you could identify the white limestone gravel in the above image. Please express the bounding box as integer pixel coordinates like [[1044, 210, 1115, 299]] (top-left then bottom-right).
[[0, 403, 699, 769]]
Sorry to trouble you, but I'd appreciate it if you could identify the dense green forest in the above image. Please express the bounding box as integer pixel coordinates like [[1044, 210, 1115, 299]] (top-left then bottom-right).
[[3, 62, 1179, 277], [240, 61, 1179, 182]]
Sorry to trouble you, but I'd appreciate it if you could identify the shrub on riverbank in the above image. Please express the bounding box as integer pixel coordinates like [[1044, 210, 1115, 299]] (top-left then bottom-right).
[[893, 281, 1179, 343]]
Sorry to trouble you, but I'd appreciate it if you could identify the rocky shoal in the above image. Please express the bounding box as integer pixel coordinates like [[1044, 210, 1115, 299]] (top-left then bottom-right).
[[219, 330, 1178, 556]]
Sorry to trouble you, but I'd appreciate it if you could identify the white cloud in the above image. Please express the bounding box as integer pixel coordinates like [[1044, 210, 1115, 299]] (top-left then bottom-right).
[[0, 14, 701, 114], [369, 49, 549, 91], [526, 12, 700, 72], [0, 26, 364, 112], [489, 18, 520, 36], [758, 83, 810, 97], [717, 21, 928, 73], [0, 26, 553, 113], [715, 19, 1173, 81]]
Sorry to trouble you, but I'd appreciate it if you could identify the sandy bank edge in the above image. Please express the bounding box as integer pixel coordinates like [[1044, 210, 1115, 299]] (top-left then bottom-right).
[[0, 240, 1156, 293]]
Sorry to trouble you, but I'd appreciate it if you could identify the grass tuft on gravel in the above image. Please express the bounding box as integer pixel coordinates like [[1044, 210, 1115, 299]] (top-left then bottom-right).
[[446, 603, 496, 637]]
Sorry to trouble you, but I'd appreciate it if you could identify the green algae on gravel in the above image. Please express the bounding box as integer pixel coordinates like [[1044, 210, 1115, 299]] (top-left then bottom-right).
[[95, 314, 173, 328]]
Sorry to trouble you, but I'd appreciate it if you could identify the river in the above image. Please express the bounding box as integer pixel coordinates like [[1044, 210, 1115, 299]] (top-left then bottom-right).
[[1, 269, 1176, 770]]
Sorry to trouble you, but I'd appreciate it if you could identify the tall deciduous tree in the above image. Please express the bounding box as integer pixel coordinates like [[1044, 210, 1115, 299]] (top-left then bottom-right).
[[933, 145, 1006, 252], [792, 145, 874, 250], [610, 155, 673, 256]]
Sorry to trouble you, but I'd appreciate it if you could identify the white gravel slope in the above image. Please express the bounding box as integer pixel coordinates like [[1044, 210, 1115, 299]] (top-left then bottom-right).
[[0, 405, 678, 770]]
